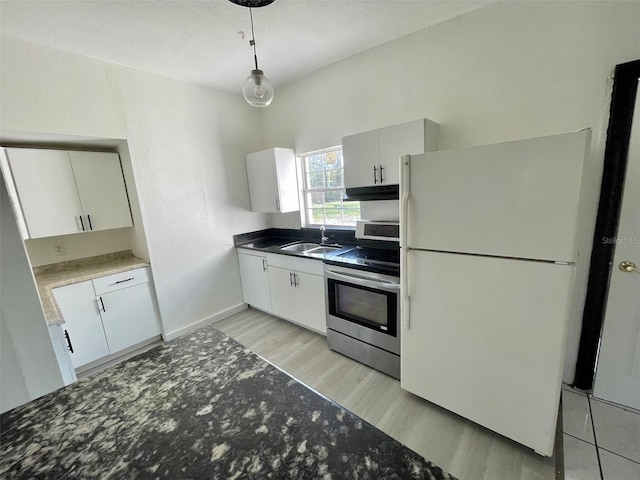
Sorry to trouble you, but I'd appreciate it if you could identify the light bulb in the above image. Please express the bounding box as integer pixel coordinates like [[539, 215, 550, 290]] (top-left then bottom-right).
[[243, 69, 274, 107]]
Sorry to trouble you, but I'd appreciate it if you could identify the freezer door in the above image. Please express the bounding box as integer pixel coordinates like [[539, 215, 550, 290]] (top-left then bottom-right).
[[401, 250, 575, 456], [403, 130, 590, 262]]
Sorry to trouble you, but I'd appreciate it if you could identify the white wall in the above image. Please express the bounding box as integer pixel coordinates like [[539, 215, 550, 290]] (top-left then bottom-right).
[[263, 1, 639, 150], [117, 141, 151, 262], [0, 36, 267, 339], [1, 177, 64, 413], [24, 228, 134, 267], [260, 1, 640, 383], [0, 316, 29, 411]]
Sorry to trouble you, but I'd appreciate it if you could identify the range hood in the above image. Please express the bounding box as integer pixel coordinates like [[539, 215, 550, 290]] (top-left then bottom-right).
[[344, 185, 399, 201]]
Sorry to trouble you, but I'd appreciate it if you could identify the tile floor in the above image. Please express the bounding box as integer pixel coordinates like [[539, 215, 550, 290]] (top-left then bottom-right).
[[562, 385, 640, 479]]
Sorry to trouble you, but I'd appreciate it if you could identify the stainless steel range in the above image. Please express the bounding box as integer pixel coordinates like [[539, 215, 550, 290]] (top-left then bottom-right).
[[324, 220, 401, 379]]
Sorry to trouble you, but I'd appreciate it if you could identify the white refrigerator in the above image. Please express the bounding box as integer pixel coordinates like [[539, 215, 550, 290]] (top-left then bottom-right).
[[399, 130, 591, 456]]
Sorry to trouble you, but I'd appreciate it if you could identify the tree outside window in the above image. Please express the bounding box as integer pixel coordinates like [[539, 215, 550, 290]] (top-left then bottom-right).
[[301, 147, 360, 227]]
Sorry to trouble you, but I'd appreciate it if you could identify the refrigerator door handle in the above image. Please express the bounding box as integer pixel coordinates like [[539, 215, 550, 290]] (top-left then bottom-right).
[[400, 155, 411, 329], [401, 248, 410, 329]]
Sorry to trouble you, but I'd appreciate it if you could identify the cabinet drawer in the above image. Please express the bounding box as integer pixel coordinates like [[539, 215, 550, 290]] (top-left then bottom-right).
[[93, 267, 150, 295], [266, 253, 324, 276], [237, 248, 266, 258]]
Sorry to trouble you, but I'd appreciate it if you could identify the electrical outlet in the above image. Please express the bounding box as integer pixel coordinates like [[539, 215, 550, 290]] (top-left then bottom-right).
[[53, 242, 67, 256]]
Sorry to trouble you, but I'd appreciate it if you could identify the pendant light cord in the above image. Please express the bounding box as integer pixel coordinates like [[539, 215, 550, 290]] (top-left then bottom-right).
[[249, 7, 259, 70]]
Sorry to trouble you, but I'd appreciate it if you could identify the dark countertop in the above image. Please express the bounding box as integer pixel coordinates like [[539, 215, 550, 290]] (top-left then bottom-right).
[[0, 324, 456, 480], [234, 228, 401, 276], [233, 228, 357, 261]]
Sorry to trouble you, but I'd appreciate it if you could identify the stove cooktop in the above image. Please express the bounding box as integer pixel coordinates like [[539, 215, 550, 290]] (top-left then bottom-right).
[[325, 246, 400, 277], [338, 246, 399, 263]]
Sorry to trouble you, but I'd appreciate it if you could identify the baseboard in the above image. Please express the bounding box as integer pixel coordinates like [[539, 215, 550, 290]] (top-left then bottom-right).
[[77, 337, 163, 379], [163, 303, 248, 341]]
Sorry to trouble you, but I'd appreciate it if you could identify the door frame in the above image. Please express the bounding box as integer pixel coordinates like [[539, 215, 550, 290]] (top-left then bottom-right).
[[574, 59, 640, 390]]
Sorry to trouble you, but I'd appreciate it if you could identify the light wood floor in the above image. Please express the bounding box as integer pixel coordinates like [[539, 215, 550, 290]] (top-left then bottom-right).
[[215, 307, 560, 480]]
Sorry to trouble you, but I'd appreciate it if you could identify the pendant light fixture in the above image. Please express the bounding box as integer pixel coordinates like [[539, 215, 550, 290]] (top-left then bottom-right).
[[229, 0, 275, 107]]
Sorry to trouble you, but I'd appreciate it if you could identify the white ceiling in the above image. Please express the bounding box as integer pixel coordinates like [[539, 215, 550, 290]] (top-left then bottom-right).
[[0, 0, 491, 94]]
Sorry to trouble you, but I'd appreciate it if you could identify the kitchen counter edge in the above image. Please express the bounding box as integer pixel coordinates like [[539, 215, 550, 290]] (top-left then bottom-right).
[[34, 250, 150, 325], [235, 237, 353, 261]]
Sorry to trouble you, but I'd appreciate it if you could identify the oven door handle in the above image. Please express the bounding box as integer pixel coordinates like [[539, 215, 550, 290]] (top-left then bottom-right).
[[325, 270, 400, 291]]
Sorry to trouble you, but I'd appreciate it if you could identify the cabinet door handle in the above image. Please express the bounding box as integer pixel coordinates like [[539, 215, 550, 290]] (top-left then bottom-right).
[[64, 329, 74, 353], [289, 272, 294, 286], [379, 164, 384, 183], [262, 259, 267, 271], [98, 296, 106, 312], [110, 277, 134, 286], [276, 198, 280, 212], [87, 214, 93, 231], [293, 272, 298, 287], [78, 216, 85, 232], [373, 165, 378, 184]]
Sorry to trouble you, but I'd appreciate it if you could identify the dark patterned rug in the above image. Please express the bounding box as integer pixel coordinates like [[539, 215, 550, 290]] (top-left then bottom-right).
[[1, 324, 457, 479]]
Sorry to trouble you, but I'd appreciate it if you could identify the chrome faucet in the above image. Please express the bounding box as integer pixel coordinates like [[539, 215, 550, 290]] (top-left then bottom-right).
[[320, 225, 329, 244]]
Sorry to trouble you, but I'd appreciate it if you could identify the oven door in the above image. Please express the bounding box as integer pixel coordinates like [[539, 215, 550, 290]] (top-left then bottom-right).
[[324, 266, 400, 354]]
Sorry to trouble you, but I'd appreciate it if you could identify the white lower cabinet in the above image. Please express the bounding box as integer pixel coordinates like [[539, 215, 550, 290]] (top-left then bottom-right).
[[237, 249, 272, 313], [98, 283, 160, 354], [52, 267, 161, 369], [237, 249, 327, 334], [47, 323, 78, 385], [53, 280, 110, 368], [292, 271, 326, 334], [266, 253, 327, 335], [269, 266, 302, 322]]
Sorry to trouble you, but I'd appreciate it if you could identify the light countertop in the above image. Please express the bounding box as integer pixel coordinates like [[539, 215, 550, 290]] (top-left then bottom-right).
[[33, 250, 149, 325]]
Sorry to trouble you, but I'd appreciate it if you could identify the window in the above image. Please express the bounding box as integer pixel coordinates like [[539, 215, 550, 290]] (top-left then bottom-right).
[[301, 147, 360, 227]]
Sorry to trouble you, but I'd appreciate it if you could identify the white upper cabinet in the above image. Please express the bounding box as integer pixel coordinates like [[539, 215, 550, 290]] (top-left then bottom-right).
[[343, 118, 439, 189], [5, 148, 84, 238], [3, 148, 133, 239], [245, 147, 299, 213], [69, 151, 133, 232], [342, 129, 379, 189]]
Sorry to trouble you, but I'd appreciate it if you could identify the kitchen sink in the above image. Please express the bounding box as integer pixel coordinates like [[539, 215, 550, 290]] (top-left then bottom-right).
[[304, 246, 341, 255], [279, 242, 321, 253], [279, 242, 342, 255]]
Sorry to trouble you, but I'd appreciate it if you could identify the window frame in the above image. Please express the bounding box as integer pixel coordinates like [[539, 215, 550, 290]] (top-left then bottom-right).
[[299, 146, 359, 229]]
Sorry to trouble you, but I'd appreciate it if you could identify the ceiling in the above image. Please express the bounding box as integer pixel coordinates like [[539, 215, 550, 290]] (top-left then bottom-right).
[[0, 0, 491, 94]]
